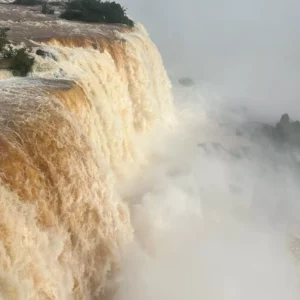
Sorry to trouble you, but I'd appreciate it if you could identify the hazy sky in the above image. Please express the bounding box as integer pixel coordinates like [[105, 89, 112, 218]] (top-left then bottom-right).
[[121, 0, 300, 119]]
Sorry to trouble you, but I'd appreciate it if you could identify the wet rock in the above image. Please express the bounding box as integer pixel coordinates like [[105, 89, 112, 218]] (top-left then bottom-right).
[[36, 49, 57, 61]]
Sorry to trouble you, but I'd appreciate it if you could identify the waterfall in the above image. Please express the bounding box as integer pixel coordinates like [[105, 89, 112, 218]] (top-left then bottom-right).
[[0, 23, 174, 299]]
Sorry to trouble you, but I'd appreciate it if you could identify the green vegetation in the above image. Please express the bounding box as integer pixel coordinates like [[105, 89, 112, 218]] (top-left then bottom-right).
[[0, 28, 10, 52], [49, 1, 65, 5], [41, 2, 55, 14], [13, 0, 43, 5], [60, 0, 134, 27], [5, 47, 35, 76], [11, 0, 134, 26], [0, 28, 35, 77]]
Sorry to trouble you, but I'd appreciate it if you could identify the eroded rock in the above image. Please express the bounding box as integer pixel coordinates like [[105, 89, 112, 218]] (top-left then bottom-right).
[[36, 49, 57, 61]]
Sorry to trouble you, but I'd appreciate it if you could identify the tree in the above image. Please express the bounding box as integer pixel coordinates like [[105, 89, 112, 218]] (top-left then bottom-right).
[[60, 0, 134, 27]]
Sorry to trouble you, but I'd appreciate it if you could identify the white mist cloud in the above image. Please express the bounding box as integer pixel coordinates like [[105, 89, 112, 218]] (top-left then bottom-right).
[[113, 83, 300, 300], [112, 1, 300, 299], [116, 224, 300, 300]]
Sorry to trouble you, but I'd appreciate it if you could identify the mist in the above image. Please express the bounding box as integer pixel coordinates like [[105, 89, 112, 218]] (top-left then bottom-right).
[[121, 0, 300, 120], [111, 82, 300, 299], [109, 1, 300, 299]]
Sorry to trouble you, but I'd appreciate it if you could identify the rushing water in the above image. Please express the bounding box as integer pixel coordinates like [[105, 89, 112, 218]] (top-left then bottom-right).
[[0, 10, 299, 299], [0, 24, 174, 299]]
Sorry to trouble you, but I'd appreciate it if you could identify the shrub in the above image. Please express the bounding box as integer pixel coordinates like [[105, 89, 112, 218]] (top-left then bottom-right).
[[10, 48, 35, 76], [0, 27, 10, 52], [49, 1, 65, 6], [41, 2, 55, 14], [60, 0, 134, 27], [3, 45, 35, 76], [13, 0, 43, 5], [0, 27, 35, 76]]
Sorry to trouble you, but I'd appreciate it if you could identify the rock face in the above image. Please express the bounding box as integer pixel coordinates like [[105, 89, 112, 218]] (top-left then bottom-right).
[[275, 114, 300, 145], [240, 113, 300, 147], [36, 48, 57, 60], [276, 113, 290, 136]]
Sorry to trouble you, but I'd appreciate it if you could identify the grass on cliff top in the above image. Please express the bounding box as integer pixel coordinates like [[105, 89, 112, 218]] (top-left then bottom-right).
[[60, 0, 134, 27]]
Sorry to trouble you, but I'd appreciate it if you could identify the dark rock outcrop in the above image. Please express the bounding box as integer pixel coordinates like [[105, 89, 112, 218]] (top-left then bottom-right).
[[36, 49, 57, 61], [274, 114, 300, 145], [178, 77, 195, 87]]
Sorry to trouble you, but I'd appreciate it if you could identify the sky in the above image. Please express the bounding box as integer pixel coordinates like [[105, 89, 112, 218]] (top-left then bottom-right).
[[121, 0, 300, 120]]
